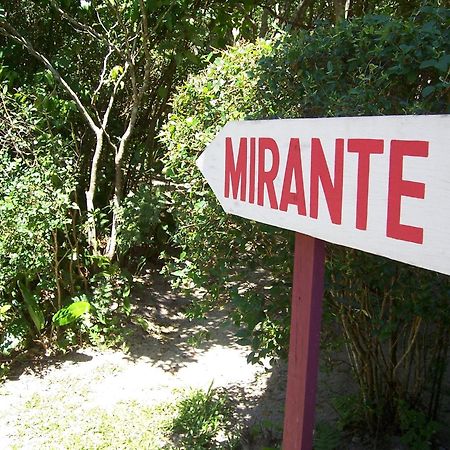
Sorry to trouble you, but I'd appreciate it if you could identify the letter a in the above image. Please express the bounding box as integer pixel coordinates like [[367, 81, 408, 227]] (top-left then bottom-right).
[[280, 138, 307, 216]]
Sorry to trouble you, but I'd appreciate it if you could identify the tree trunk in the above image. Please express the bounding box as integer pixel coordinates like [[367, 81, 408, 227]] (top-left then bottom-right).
[[334, 0, 346, 22], [105, 107, 137, 260], [259, 9, 269, 38], [291, 0, 314, 29], [85, 129, 104, 255]]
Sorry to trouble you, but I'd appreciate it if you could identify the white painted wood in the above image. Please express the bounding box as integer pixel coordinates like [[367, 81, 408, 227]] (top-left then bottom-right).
[[197, 115, 450, 275]]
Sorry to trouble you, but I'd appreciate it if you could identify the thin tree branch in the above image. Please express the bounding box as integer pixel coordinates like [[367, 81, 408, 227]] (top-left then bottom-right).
[[137, 0, 152, 103], [111, 0, 138, 98], [95, 8, 108, 34], [101, 62, 129, 135], [105, 0, 154, 259], [92, 46, 114, 105], [0, 20, 100, 133], [50, 0, 125, 60], [291, 0, 315, 28], [262, 5, 285, 22], [50, 0, 102, 39]]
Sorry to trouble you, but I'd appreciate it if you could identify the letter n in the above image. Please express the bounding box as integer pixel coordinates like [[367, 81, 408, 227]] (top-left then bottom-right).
[[310, 138, 344, 225]]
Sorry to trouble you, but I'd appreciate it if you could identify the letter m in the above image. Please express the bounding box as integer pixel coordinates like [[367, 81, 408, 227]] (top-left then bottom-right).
[[224, 137, 247, 201]]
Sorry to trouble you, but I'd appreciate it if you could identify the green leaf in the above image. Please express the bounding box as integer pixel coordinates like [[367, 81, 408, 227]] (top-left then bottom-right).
[[436, 54, 450, 73], [110, 65, 124, 81], [171, 269, 186, 278], [17, 281, 45, 332], [419, 59, 436, 69], [122, 284, 131, 298], [0, 304, 11, 315], [123, 296, 131, 316], [420, 55, 450, 73], [422, 85, 435, 98], [157, 85, 169, 99], [52, 301, 91, 326]]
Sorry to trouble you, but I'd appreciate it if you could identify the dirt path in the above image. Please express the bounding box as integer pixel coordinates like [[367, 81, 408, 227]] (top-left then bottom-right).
[[0, 272, 284, 449], [1, 271, 449, 449]]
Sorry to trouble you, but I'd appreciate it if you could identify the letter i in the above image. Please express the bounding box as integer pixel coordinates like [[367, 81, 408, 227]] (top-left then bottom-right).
[[249, 137, 256, 204]]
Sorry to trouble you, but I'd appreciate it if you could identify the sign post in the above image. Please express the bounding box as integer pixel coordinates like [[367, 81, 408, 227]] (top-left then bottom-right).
[[196, 114, 450, 450], [283, 233, 325, 449]]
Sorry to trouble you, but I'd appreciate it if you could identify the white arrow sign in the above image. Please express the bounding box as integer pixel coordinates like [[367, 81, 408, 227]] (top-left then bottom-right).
[[197, 115, 450, 275]]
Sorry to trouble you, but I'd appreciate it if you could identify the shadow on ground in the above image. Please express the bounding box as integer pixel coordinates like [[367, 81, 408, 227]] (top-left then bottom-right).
[[122, 268, 246, 374], [5, 348, 94, 381], [4, 268, 242, 380]]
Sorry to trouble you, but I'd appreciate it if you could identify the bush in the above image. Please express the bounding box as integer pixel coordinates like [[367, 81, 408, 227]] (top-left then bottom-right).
[[117, 184, 169, 262], [0, 86, 77, 353], [0, 86, 135, 355], [170, 385, 237, 449], [161, 40, 292, 362], [160, 6, 450, 435]]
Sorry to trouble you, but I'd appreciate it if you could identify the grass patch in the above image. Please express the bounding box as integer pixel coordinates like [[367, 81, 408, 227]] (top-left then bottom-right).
[[12, 395, 174, 450], [7, 381, 241, 449], [169, 384, 240, 449]]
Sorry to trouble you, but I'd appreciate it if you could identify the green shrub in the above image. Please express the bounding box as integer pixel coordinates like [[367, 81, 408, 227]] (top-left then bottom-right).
[[160, 6, 450, 435], [170, 385, 237, 449], [0, 84, 135, 355], [257, 8, 449, 119], [80, 257, 132, 348], [117, 184, 168, 260], [161, 40, 292, 362], [398, 400, 440, 450], [0, 86, 77, 353]]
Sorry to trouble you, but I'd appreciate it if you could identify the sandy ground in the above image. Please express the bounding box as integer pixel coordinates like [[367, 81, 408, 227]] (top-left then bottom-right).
[[0, 273, 281, 449], [0, 271, 449, 449]]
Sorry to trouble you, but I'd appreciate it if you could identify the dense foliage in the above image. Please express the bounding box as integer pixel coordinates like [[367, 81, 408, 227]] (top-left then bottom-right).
[[0, 0, 270, 355], [0, 88, 77, 353], [161, 40, 293, 362], [0, 87, 132, 354], [161, 6, 450, 436]]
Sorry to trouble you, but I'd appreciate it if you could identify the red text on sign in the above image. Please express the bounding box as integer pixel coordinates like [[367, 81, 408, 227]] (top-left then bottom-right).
[[223, 136, 429, 244], [387, 140, 428, 244]]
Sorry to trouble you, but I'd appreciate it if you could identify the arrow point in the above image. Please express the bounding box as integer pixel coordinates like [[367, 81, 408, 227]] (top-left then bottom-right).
[[196, 151, 206, 172]]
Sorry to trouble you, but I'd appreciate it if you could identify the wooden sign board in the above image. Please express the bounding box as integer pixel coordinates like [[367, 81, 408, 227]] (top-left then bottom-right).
[[197, 115, 450, 276]]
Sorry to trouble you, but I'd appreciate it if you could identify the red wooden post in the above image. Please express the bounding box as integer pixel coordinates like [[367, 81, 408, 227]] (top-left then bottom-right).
[[283, 233, 326, 450]]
